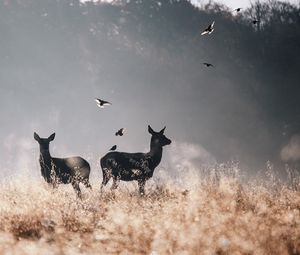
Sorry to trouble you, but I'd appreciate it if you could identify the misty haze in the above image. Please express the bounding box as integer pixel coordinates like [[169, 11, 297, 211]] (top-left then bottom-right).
[[1, 0, 300, 254], [1, 0, 300, 179]]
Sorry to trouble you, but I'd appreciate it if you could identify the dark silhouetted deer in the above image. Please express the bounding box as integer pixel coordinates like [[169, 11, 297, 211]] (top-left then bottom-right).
[[34, 132, 91, 198], [100, 125, 171, 195]]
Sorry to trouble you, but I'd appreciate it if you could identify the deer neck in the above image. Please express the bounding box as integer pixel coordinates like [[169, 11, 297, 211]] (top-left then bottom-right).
[[148, 145, 163, 169], [39, 149, 52, 169], [38, 148, 54, 182]]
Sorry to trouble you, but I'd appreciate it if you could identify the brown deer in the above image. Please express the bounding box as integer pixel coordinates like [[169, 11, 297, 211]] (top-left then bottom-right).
[[100, 125, 171, 195], [34, 132, 91, 198]]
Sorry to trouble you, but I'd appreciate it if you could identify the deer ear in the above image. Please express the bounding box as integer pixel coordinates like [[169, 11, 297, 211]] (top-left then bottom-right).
[[148, 125, 155, 135], [48, 133, 55, 141], [159, 126, 166, 134], [34, 132, 40, 142]]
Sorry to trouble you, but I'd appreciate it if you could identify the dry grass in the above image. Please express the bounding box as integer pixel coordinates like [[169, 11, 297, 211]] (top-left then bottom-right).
[[1, 165, 300, 255]]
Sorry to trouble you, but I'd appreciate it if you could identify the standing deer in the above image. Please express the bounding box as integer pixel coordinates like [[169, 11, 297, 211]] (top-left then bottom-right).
[[100, 125, 171, 195], [34, 132, 91, 198]]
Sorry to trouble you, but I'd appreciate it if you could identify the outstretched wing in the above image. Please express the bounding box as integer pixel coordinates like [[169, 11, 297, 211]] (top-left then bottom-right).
[[102, 100, 111, 106], [95, 98, 103, 108]]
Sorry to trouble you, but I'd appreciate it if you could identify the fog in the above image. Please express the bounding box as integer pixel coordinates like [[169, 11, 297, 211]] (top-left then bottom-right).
[[1, 0, 300, 179]]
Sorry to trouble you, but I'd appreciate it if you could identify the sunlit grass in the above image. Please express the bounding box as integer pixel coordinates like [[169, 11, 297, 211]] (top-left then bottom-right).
[[0, 164, 300, 254]]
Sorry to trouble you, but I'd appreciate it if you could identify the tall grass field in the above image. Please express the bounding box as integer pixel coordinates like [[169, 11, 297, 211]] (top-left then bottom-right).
[[0, 163, 300, 255]]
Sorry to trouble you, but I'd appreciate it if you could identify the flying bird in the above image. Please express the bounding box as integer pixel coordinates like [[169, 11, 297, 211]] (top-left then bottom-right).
[[109, 145, 117, 151], [252, 19, 258, 24], [201, 21, 215, 35], [115, 128, 125, 136], [234, 8, 242, 12], [95, 98, 111, 108], [203, 62, 214, 67]]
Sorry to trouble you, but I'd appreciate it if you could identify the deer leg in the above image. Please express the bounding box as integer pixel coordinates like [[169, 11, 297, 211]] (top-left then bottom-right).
[[100, 169, 111, 193], [111, 176, 120, 190], [83, 179, 92, 190], [138, 180, 146, 196], [72, 181, 82, 199], [51, 177, 59, 189]]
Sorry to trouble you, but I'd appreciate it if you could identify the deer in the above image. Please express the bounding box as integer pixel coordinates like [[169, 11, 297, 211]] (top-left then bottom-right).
[[100, 125, 171, 195], [34, 132, 92, 198]]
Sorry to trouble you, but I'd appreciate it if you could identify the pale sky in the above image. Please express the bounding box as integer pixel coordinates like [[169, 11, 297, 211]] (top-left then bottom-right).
[[79, 0, 299, 9], [191, 0, 299, 9]]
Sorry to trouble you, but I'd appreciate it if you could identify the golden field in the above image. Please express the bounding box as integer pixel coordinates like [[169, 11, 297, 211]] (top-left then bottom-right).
[[0, 164, 300, 255]]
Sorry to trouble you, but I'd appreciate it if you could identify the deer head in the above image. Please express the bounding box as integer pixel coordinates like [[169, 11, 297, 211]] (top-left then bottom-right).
[[148, 125, 171, 148], [34, 132, 55, 152]]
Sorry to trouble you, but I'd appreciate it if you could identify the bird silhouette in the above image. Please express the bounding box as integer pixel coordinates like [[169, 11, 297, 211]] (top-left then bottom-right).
[[201, 21, 215, 35], [115, 128, 125, 136], [234, 8, 242, 12], [95, 98, 111, 108], [252, 19, 258, 24], [109, 145, 117, 151], [203, 62, 214, 67]]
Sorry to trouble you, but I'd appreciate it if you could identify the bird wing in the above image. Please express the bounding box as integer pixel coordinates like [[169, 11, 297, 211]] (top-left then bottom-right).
[[95, 99, 104, 108], [201, 30, 208, 35], [210, 21, 215, 28], [102, 100, 112, 105]]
